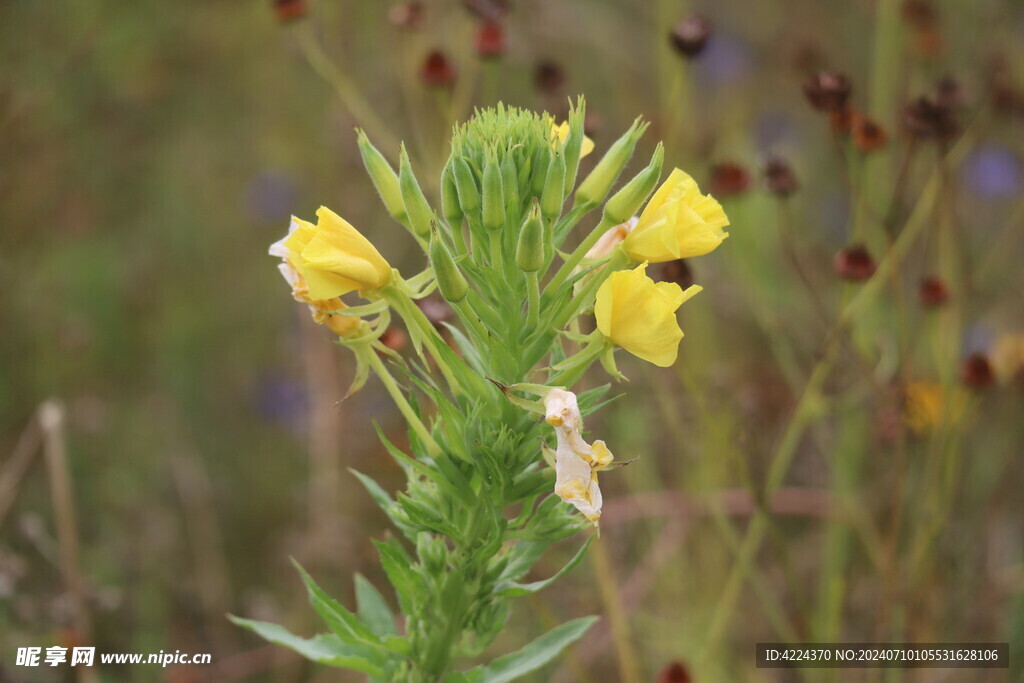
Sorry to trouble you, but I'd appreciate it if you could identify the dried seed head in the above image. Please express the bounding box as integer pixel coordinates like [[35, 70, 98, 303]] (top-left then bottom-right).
[[852, 112, 887, 152], [475, 21, 505, 59], [960, 353, 995, 390], [657, 259, 695, 290], [803, 71, 852, 112], [763, 157, 799, 197], [420, 50, 456, 87], [834, 244, 877, 281], [669, 15, 712, 58], [918, 275, 950, 307], [903, 95, 958, 140], [656, 661, 693, 683], [388, 1, 424, 29], [709, 162, 751, 197], [934, 76, 964, 109], [534, 60, 566, 93], [273, 0, 307, 23], [901, 0, 938, 29]]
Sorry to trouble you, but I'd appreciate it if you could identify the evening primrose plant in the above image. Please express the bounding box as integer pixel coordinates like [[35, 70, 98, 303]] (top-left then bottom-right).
[[234, 99, 728, 681]]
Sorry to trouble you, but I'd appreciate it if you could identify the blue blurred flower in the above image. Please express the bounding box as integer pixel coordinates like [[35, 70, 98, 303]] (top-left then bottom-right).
[[253, 373, 307, 427], [694, 33, 751, 86], [245, 172, 298, 222], [961, 145, 1022, 199]]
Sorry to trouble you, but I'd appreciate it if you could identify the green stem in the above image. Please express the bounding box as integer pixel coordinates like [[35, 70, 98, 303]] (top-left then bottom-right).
[[453, 298, 488, 346], [525, 271, 540, 329], [365, 348, 441, 458], [386, 288, 465, 396], [547, 215, 615, 295]]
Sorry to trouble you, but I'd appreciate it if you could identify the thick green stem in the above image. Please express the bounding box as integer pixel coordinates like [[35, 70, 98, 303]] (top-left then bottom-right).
[[547, 215, 616, 295], [365, 348, 441, 458]]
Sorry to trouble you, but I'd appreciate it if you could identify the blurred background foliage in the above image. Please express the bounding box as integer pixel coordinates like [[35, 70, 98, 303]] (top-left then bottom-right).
[[2, 0, 1023, 681]]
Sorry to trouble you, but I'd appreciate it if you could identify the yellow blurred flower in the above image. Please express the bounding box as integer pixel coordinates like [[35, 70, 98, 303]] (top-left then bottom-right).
[[269, 216, 369, 338], [621, 168, 729, 263], [594, 262, 701, 367], [904, 381, 943, 435], [551, 121, 595, 158], [543, 389, 614, 523], [991, 333, 1024, 383], [281, 206, 392, 301]]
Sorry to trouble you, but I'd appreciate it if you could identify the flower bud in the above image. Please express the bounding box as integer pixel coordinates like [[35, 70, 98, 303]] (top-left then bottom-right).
[[541, 147, 566, 222], [516, 200, 545, 272], [575, 117, 648, 209], [429, 227, 469, 302], [452, 152, 481, 218], [803, 71, 852, 112], [500, 153, 519, 216], [356, 129, 407, 225], [562, 99, 587, 191], [603, 142, 664, 224], [440, 162, 463, 228], [399, 143, 435, 238], [481, 149, 506, 231], [416, 532, 447, 574], [530, 143, 550, 197]]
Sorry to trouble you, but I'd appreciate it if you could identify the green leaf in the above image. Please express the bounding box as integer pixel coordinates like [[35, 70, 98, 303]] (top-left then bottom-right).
[[497, 535, 594, 596], [291, 560, 385, 648], [374, 538, 424, 616], [354, 573, 397, 637], [474, 616, 598, 683], [228, 616, 387, 677]]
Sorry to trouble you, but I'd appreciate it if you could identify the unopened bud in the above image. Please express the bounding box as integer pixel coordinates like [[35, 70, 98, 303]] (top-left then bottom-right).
[[530, 143, 550, 197], [516, 200, 545, 272], [440, 162, 463, 228], [603, 142, 664, 224], [429, 227, 469, 302], [575, 117, 648, 208], [541, 147, 566, 222], [452, 152, 481, 218], [399, 143, 434, 238], [562, 98, 587, 191], [356, 129, 407, 225], [501, 153, 519, 216], [482, 149, 506, 231], [417, 532, 447, 573]]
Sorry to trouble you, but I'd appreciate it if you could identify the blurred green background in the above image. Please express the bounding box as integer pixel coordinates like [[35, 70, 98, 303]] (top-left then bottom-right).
[[2, 0, 1023, 681]]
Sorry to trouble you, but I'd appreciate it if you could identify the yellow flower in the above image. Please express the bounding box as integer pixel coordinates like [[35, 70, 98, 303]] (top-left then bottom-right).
[[282, 206, 392, 301], [543, 389, 614, 523], [551, 122, 595, 158], [594, 262, 701, 367], [269, 216, 369, 338], [903, 382, 944, 435], [621, 168, 729, 263]]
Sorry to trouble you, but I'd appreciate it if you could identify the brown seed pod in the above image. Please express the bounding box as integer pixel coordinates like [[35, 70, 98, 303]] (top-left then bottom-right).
[[657, 259, 695, 290], [918, 275, 949, 307], [656, 660, 693, 683], [273, 0, 307, 23], [420, 50, 456, 87], [852, 112, 887, 152], [669, 15, 712, 58], [475, 21, 505, 59], [803, 71, 852, 112], [763, 157, 799, 197], [709, 162, 751, 197], [960, 353, 995, 390], [534, 60, 566, 94], [834, 244, 877, 281]]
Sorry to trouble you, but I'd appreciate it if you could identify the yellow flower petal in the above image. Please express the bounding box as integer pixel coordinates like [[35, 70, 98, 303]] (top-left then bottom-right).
[[623, 168, 729, 263], [551, 122, 595, 158], [595, 262, 696, 367], [297, 207, 392, 300]]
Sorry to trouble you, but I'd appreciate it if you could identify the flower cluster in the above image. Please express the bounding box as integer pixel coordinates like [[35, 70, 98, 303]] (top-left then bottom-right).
[[249, 99, 728, 681]]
